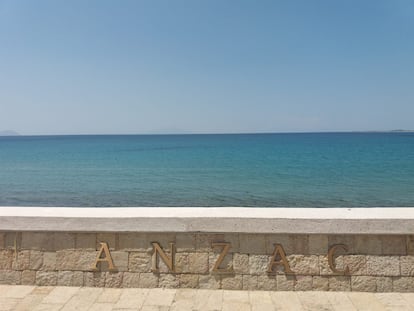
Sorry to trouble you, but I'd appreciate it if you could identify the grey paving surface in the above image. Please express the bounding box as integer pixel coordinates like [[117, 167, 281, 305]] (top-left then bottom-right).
[[0, 285, 414, 310]]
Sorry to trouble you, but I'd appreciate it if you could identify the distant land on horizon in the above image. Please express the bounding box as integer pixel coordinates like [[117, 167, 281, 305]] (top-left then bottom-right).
[[0, 130, 20, 136]]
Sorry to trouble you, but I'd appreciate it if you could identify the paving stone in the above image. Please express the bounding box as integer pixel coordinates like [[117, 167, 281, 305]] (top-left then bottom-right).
[[297, 291, 334, 311], [144, 288, 176, 306], [270, 292, 303, 310], [193, 289, 223, 310], [347, 292, 387, 311], [61, 287, 103, 311], [42, 286, 80, 304], [3, 285, 34, 298], [96, 288, 122, 303], [114, 288, 149, 309], [325, 292, 356, 311]]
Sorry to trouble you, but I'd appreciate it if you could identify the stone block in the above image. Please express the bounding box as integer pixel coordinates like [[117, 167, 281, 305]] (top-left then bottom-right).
[[209, 252, 233, 273], [21, 270, 36, 285], [309, 235, 328, 255], [176, 233, 196, 252], [354, 235, 382, 255], [400, 256, 414, 276], [138, 273, 158, 288], [56, 250, 96, 271], [159, 274, 179, 288], [366, 256, 400, 276], [105, 272, 123, 288], [239, 234, 266, 254], [381, 235, 406, 255], [57, 271, 73, 286], [129, 252, 151, 272], [242, 275, 258, 290], [199, 274, 221, 289], [0, 270, 21, 285], [97, 233, 117, 250], [266, 234, 309, 255], [328, 276, 351, 291], [328, 235, 354, 254], [188, 252, 209, 274], [178, 274, 199, 288], [249, 255, 269, 275], [196, 234, 224, 252], [41, 252, 57, 271], [29, 251, 43, 270], [0, 232, 5, 249], [111, 251, 128, 272], [233, 253, 249, 274], [288, 255, 319, 275], [344, 255, 367, 275], [174, 253, 189, 273], [376, 277, 393, 292], [36, 271, 57, 286], [118, 233, 147, 251], [393, 277, 414, 292], [0, 250, 14, 270], [196, 234, 239, 253], [4, 232, 21, 250], [76, 233, 96, 250], [351, 276, 376, 292], [312, 276, 329, 291], [276, 275, 295, 291], [54, 233, 75, 250], [12, 250, 30, 270], [122, 272, 140, 288], [84, 272, 106, 287], [145, 234, 176, 252], [257, 275, 277, 290], [407, 235, 414, 255], [73, 271, 84, 286], [221, 274, 243, 290], [295, 275, 313, 291], [22, 232, 54, 251]]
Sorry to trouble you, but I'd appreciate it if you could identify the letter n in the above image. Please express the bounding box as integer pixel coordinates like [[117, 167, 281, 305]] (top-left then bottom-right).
[[151, 242, 176, 273], [91, 242, 116, 271], [267, 244, 294, 275]]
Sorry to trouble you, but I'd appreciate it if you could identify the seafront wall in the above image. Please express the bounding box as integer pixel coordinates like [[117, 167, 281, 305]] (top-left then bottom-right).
[[0, 207, 413, 292]]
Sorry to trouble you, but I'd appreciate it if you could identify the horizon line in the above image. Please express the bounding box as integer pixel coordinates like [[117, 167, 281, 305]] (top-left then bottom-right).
[[1, 129, 413, 137]]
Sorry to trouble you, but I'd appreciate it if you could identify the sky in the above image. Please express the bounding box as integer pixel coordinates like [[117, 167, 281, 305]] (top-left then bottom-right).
[[0, 0, 413, 135]]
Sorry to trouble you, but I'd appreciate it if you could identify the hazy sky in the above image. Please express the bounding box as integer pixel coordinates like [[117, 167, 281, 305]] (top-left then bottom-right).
[[1, 0, 413, 135]]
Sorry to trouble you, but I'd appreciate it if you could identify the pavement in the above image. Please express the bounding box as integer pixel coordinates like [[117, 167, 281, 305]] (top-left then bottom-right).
[[0, 285, 414, 311]]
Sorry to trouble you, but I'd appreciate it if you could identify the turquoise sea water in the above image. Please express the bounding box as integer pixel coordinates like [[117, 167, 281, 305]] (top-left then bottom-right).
[[0, 133, 413, 207]]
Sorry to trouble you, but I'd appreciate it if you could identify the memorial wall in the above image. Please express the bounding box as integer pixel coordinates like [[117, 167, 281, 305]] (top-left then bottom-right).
[[0, 208, 413, 292]]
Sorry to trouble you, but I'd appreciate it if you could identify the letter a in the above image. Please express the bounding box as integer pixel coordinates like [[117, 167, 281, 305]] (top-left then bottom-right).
[[267, 244, 294, 274], [151, 242, 176, 273], [91, 242, 116, 271]]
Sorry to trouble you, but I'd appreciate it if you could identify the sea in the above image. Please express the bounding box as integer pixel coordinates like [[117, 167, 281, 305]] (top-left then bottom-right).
[[0, 133, 413, 207]]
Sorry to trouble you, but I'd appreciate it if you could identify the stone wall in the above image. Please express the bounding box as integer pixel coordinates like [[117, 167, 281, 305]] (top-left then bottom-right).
[[0, 232, 413, 292]]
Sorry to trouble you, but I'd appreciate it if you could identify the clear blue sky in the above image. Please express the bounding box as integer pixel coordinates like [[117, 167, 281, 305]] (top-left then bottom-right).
[[1, 0, 413, 135]]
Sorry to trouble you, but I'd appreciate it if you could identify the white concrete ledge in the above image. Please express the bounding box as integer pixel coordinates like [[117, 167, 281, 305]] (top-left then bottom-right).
[[0, 207, 414, 234]]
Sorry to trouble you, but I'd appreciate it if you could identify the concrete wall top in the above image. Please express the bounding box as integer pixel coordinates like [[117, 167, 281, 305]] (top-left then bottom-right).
[[0, 207, 414, 234]]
